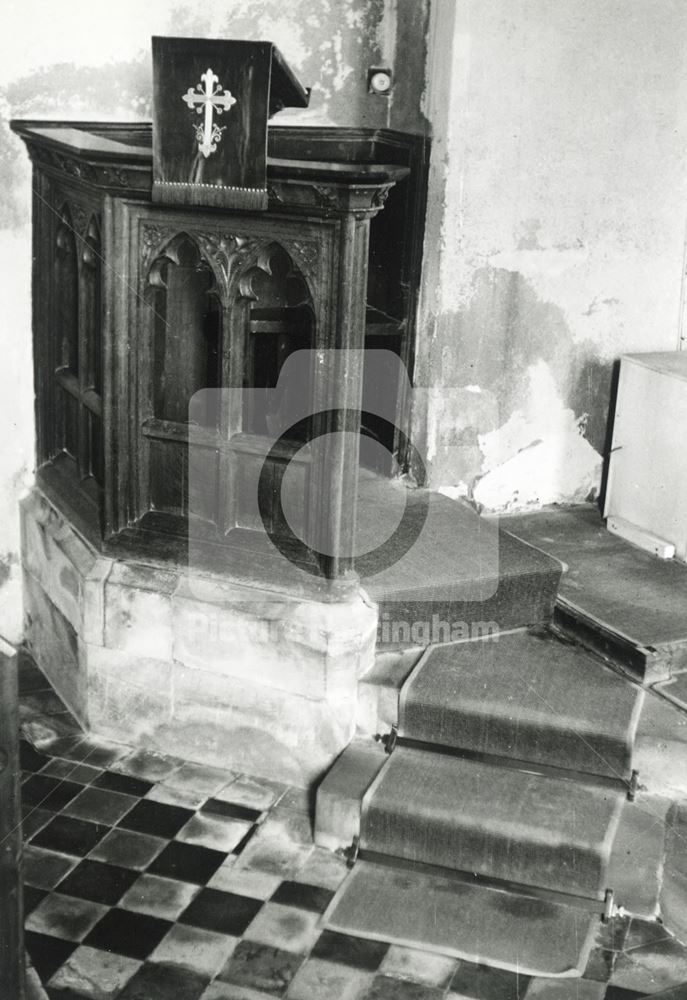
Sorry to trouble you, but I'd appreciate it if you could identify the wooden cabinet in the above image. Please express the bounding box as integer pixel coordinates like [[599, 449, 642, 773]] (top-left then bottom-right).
[[12, 121, 426, 586], [605, 352, 687, 560]]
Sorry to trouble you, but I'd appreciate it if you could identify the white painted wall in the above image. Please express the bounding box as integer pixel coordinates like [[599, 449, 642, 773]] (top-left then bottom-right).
[[415, 0, 687, 512]]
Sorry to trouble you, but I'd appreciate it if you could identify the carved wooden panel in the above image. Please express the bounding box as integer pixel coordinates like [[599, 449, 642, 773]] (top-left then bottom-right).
[[42, 186, 106, 503], [149, 236, 222, 425], [127, 208, 326, 537], [54, 206, 79, 376]]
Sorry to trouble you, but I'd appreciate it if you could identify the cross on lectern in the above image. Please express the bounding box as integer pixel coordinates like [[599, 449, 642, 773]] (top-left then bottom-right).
[[182, 68, 237, 158], [153, 36, 309, 209]]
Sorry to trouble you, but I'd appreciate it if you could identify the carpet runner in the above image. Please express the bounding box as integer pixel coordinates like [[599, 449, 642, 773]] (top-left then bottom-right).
[[324, 515, 645, 978], [399, 630, 644, 780], [358, 748, 624, 898], [326, 861, 600, 977], [357, 486, 564, 638]]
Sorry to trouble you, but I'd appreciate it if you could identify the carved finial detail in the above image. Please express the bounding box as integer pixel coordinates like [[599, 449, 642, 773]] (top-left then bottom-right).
[[372, 186, 391, 209], [141, 224, 173, 268], [194, 232, 261, 296]]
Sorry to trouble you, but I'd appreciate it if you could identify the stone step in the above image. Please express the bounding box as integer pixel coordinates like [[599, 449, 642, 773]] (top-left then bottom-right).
[[360, 747, 625, 899], [325, 859, 601, 977], [315, 741, 681, 919], [399, 630, 644, 780]]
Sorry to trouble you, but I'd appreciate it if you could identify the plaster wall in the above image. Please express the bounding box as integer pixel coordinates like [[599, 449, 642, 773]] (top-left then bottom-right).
[[0, 0, 426, 642], [415, 0, 687, 512]]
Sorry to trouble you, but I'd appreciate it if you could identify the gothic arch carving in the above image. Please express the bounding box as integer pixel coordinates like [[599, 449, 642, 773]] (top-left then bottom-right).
[[54, 205, 79, 373], [236, 240, 313, 311]]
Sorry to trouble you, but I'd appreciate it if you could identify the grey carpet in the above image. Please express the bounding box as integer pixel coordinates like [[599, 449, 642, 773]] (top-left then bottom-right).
[[505, 505, 687, 647], [359, 747, 625, 899], [356, 482, 562, 637], [326, 860, 600, 978], [399, 630, 644, 780]]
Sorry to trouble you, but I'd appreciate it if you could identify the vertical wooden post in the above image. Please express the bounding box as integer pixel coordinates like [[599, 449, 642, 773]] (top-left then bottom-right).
[[310, 213, 370, 582], [0, 640, 25, 1000]]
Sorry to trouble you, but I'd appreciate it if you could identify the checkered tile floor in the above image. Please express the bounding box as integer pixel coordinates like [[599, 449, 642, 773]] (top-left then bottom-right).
[[18, 654, 686, 999]]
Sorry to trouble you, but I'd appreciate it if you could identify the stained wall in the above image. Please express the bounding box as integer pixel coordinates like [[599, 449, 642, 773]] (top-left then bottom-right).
[[415, 0, 687, 512]]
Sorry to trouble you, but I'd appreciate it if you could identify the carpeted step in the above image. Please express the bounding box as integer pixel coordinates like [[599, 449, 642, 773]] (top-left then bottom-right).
[[399, 630, 644, 780], [357, 488, 563, 640], [361, 747, 625, 898], [325, 859, 600, 977]]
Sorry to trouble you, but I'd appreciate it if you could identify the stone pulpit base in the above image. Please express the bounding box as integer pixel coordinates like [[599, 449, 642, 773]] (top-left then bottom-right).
[[21, 489, 377, 787], [11, 112, 424, 790]]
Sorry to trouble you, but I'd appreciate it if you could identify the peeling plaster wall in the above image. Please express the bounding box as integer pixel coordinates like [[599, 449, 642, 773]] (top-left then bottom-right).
[[0, 0, 425, 642], [416, 0, 687, 512]]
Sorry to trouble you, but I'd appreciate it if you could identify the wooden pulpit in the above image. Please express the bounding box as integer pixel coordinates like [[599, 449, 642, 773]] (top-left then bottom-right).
[[10, 32, 427, 587], [152, 37, 309, 210]]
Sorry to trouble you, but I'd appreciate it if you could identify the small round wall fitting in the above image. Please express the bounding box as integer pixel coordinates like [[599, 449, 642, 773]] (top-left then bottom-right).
[[368, 67, 393, 96]]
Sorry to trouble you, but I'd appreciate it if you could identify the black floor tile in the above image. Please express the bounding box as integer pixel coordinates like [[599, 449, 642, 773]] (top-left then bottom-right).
[[21, 807, 54, 842], [31, 814, 109, 856], [83, 907, 172, 960], [46, 990, 93, 1000], [179, 887, 264, 936], [449, 962, 530, 1000], [46, 989, 93, 1000], [117, 799, 194, 838], [93, 770, 153, 797], [25, 930, 77, 982], [56, 859, 139, 905], [22, 774, 83, 811], [23, 884, 49, 915], [116, 961, 209, 1000], [147, 840, 227, 885], [202, 798, 263, 823], [20, 740, 49, 772], [270, 880, 335, 914], [310, 930, 389, 971], [219, 939, 303, 994], [365, 975, 445, 1000]]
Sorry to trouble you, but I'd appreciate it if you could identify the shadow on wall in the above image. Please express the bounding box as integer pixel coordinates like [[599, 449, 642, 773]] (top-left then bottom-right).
[[592, 357, 621, 514]]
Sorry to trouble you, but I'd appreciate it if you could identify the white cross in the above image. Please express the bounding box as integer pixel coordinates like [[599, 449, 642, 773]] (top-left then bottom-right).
[[182, 68, 237, 158]]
